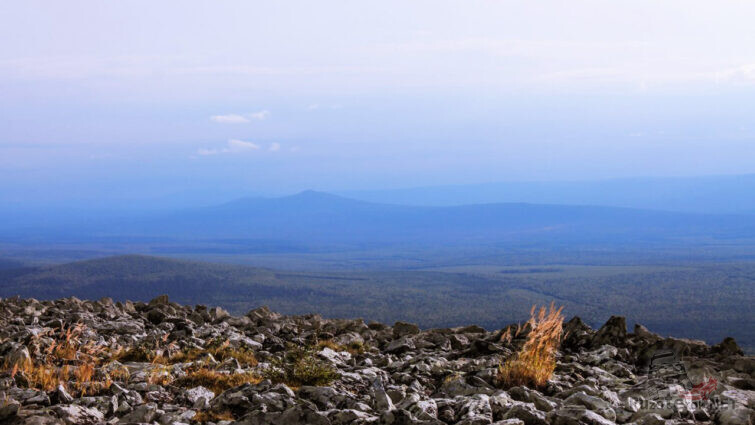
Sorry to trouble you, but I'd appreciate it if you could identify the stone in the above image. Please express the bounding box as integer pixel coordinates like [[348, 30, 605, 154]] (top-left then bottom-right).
[[117, 402, 158, 424], [714, 406, 754, 425], [563, 391, 616, 421], [502, 404, 548, 425], [547, 407, 617, 425], [386, 336, 415, 354], [592, 316, 627, 347], [372, 378, 395, 412], [713, 337, 744, 356], [53, 404, 105, 425], [393, 321, 420, 338], [184, 386, 214, 407], [0, 399, 20, 420], [457, 394, 493, 425], [55, 384, 74, 404]]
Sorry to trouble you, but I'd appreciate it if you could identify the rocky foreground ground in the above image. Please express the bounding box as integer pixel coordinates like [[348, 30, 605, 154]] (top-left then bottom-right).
[[0, 296, 752, 425]]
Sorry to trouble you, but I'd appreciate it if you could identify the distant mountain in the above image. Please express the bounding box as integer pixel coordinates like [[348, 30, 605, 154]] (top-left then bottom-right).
[[80, 190, 755, 247], [340, 174, 755, 214]]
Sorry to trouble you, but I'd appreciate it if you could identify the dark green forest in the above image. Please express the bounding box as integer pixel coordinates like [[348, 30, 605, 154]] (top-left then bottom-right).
[[0, 255, 752, 352]]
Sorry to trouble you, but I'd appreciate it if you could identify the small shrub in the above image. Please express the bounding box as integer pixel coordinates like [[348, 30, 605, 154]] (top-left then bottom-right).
[[74, 362, 96, 394], [9, 358, 64, 391], [4, 323, 113, 395], [173, 368, 261, 394], [114, 344, 158, 363], [263, 344, 339, 387], [192, 410, 235, 423], [167, 340, 258, 367], [147, 365, 174, 386], [497, 303, 564, 389], [316, 339, 366, 356]]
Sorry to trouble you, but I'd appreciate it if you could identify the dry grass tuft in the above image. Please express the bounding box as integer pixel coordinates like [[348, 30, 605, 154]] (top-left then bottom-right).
[[5, 323, 113, 395], [263, 344, 339, 387], [147, 364, 174, 386], [192, 409, 235, 423], [316, 339, 366, 356], [113, 344, 160, 363], [173, 368, 262, 394], [169, 341, 258, 367], [10, 358, 64, 391], [497, 303, 564, 389]]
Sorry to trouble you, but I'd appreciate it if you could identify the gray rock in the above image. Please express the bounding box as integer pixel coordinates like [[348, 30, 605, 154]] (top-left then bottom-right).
[[458, 394, 493, 425], [373, 378, 395, 412], [491, 420, 525, 425], [55, 385, 74, 404], [117, 402, 158, 424], [634, 413, 668, 425], [386, 336, 415, 354], [547, 407, 617, 425], [502, 404, 548, 425], [0, 399, 20, 420], [393, 321, 421, 338], [714, 406, 754, 425], [53, 404, 105, 425], [592, 316, 627, 348], [563, 391, 616, 421]]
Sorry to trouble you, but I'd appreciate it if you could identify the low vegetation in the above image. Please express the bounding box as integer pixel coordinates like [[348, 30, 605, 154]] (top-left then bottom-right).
[[263, 343, 339, 387], [192, 410, 235, 424], [315, 339, 367, 356], [3, 323, 264, 399], [5, 323, 122, 395], [497, 303, 564, 389], [168, 339, 258, 367], [174, 368, 262, 394]]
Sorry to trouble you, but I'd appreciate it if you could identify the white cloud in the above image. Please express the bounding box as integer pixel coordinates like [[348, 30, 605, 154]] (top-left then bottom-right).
[[248, 110, 270, 120], [306, 104, 342, 111], [210, 114, 249, 124], [716, 64, 755, 85], [210, 110, 269, 124], [268, 142, 281, 152], [197, 148, 220, 156], [228, 139, 260, 151], [197, 139, 260, 156]]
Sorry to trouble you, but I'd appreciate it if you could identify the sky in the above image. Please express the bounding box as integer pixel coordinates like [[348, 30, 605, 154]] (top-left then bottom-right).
[[2, 0, 755, 209]]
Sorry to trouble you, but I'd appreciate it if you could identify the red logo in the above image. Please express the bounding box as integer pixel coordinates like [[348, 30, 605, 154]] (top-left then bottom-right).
[[682, 378, 717, 401]]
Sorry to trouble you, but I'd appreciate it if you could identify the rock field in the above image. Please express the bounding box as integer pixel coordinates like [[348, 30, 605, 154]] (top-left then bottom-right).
[[0, 296, 752, 425]]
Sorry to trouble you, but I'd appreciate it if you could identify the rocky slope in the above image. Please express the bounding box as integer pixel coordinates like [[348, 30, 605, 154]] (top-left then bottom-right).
[[0, 296, 752, 425]]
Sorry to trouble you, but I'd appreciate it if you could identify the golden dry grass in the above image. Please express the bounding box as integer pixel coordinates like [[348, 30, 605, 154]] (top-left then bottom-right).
[[315, 339, 366, 356], [3, 324, 265, 398], [192, 410, 235, 423], [173, 368, 262, 394], [169, 341, 258, 367], [10, 358, 64, 391], [497, 303, 564, 389], [5, 323, 113, 395]]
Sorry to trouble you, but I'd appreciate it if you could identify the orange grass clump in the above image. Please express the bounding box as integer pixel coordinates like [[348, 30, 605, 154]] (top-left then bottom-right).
[[4, 323, 114, 396], [169, 340, 258, 367], [173, 368, 262, 394], [10, 358, 66, 391], [192, 410, 235, 423], [497, 303, 564, 389]]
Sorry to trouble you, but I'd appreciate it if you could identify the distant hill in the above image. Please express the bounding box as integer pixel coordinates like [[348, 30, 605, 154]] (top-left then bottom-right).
[[58, 190, 755, 246], [3, 190, 755, 269], [0, 255, 752, 351], [341, 174, 755, 213]]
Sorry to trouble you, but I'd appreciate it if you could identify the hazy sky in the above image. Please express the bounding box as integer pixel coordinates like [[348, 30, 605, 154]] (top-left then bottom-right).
[[2, 1, 755, 207]]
